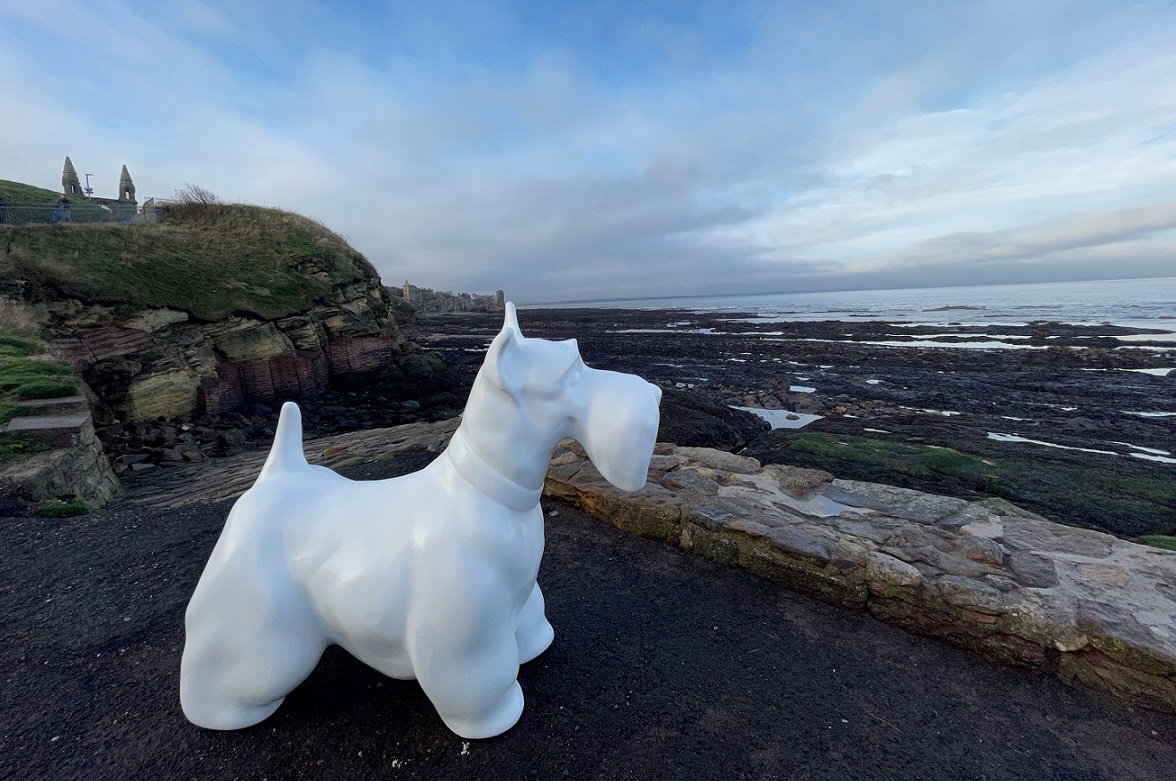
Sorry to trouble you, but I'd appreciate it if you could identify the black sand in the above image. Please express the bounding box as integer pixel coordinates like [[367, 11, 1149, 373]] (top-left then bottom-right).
[[3, 454, 1175, 781]]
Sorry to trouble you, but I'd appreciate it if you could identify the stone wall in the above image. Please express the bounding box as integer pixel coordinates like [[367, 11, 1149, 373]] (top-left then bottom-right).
[[545, 442, 1176, 713]]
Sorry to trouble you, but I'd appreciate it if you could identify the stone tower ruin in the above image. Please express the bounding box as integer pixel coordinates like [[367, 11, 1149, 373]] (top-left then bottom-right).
[[61, 156, 84, 197], [59, 157, 138, 220], [118, 165, 136, 202]]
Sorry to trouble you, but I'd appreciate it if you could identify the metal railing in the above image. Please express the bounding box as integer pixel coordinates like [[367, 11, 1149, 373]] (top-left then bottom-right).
[[0, 201, 137, 225], [0, 198, 180, 226]]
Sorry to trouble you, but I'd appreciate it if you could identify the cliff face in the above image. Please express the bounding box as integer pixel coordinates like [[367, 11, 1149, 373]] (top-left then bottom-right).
[[1, 200, 413, 423], [46, 278, 407, 421]]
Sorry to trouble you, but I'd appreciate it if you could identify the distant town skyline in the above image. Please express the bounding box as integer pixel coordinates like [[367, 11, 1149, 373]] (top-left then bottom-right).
[[2, 1, 1174, 303]]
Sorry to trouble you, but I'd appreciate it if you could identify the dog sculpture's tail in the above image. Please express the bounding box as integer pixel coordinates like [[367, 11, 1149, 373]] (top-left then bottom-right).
[[257, 401, 309, 480]]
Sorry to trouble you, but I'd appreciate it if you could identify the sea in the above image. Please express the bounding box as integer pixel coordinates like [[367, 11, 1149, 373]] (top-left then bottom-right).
[[530, 277, 1176, 335]]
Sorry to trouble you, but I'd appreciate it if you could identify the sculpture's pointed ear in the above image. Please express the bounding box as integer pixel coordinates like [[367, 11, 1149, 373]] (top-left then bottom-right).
[[482, 324, 522, 399], [504, 301, 522, 338]]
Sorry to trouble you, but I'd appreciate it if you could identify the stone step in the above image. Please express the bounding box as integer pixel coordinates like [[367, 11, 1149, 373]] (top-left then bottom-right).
[[3, 412, 91, 448], [11, 393, 90, 417]]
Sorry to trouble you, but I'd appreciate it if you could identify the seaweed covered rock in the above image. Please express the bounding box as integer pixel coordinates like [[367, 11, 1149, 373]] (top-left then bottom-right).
[[656, 388, 770, 452]]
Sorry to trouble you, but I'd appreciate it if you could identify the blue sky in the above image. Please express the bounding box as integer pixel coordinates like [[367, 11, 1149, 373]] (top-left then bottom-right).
[[1, 0, 1174, 303]]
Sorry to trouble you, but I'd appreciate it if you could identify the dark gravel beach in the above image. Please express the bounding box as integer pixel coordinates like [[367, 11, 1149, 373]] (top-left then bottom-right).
[[4, 453, 1176, 781]]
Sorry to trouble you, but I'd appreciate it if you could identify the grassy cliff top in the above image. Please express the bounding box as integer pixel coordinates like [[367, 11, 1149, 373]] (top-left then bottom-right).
[[0, 180, 63, 203], [0, 179, 117, 222], [0, 194, 383, 321]]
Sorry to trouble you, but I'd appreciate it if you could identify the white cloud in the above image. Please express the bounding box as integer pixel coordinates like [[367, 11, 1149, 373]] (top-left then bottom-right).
[[2, 0, 1174, 301]]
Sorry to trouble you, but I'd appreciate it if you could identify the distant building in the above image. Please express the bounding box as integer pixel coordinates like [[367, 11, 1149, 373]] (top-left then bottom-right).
[[60, 156, 138, 220], [393, 281, 506, 313]]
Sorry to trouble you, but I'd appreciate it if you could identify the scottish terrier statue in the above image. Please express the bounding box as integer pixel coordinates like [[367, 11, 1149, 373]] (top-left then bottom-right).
[[180, 303, 662, 738]]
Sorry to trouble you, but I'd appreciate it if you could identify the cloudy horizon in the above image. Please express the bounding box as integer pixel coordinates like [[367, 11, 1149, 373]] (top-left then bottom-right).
[[2, 0, 1174, 304]]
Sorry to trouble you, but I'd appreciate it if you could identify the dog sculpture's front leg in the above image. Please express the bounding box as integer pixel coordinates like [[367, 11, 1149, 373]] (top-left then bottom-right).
[[405, 564, 527, 739]]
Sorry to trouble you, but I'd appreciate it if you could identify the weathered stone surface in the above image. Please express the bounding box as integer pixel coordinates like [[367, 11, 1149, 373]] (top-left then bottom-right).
[[767, 525, 835, 565], [51, 326, 153, 369], [866, 552, 923, 588], [936, 576, 1005, 614], [1008, 552, 1059, 588], [825, 479, 970, 524], [761, 463, 833, 497], [956, 535, 1006, 566], [328, 336, 396, 374], [124, 308, 189, 333], [210, 320, 294, 363], [937, 502, 995, 531], [124, 367, 201, 420], [833, 517, 894, 544], [659, 468, 720, 495], [1004, 517, 1114, 559], [686, 500, 743, 531], [544, 440, 1176, 714], [672, 447, 761, 475]]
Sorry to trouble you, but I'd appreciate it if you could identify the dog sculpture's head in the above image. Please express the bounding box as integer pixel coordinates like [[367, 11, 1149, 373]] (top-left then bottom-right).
[[479, 304, 662, 492]]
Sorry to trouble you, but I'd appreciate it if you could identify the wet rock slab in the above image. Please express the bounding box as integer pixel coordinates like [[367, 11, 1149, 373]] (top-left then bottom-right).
[[545, 440, 1176, 714]]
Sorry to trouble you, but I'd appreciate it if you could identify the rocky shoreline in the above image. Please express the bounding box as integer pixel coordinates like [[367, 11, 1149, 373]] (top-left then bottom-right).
[[89, 306, 1174, 539], [407, 308, 1175, 539]]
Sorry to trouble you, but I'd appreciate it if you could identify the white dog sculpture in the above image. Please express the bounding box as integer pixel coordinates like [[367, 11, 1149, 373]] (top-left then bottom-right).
[[180, 303, 662, 738]]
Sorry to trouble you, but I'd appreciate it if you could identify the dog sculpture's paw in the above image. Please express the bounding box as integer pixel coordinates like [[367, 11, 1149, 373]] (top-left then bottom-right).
[[439, 681, 526, 740]]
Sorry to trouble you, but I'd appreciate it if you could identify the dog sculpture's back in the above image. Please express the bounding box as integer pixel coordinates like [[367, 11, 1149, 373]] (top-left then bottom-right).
[[181, 303, 662, 738]]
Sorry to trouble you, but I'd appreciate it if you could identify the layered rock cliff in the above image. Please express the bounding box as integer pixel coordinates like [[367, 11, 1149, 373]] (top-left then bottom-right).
[[44, 280, 406, 421], [2, 203, 411, 423]]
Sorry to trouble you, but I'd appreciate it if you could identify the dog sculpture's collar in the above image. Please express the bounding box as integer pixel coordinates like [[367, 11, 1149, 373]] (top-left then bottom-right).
[[446, 429, 543, 512]]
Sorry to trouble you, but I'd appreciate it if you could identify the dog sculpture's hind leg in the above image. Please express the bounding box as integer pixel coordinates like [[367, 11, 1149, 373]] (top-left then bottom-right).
[[180, 405, 336, 729]]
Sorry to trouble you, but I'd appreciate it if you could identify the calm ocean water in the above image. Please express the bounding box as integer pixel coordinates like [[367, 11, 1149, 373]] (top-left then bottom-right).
[[531, 277, 1176, 332]]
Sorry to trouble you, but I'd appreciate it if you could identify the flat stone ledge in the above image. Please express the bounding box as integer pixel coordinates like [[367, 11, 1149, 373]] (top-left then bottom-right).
[[4, 412, 91, 432], [544, 441, 1176, 714]]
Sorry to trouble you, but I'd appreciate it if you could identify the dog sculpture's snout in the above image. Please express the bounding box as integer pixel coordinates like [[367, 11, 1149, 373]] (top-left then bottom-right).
[[572, 370, 661, 493]]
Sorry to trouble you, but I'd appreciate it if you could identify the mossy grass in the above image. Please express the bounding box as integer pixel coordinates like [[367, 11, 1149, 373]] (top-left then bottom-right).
[[0, 333, 78, 428], [0, 199, 378, 321], [0, 432, 52, 462], [0, 180, 62, 203], [36, 496, 90, 518], [749, 432, 1176, 538], [0, 335, 44, 356], [0, 356, 77, 399], [1136, 535, 1176, 552]]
